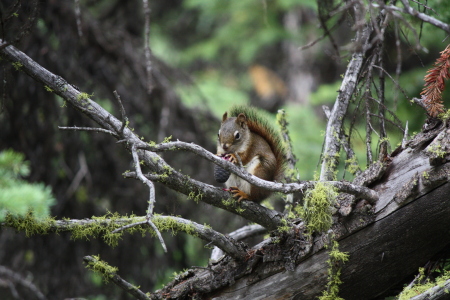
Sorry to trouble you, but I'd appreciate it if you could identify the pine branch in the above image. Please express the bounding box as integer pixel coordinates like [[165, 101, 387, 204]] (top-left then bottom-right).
[[420, 44, 450, 117]]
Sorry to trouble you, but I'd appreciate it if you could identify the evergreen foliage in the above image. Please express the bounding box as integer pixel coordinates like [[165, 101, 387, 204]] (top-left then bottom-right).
[[0, 149, 54, 221]]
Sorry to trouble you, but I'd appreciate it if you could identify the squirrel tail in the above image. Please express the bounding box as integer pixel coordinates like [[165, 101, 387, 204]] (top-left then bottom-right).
[[229, 105, 286, 180]]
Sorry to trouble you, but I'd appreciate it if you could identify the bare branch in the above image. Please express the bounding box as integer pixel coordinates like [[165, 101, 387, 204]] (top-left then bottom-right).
[[142, 0, 153, 93], [129, 143, 166, 252], [320, 23, 372, 180], [402, 121, 409, 148], [370, 1, 450, 34], [111, 220, 148, 234], [0, 266, 47, 300], [74, 0, 83, 38], [58, 126, 117, 137], [112, 90, 128, 135]]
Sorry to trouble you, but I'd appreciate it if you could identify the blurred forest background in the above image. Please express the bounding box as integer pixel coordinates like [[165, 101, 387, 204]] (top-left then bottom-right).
[[1, 0, 450, 299]]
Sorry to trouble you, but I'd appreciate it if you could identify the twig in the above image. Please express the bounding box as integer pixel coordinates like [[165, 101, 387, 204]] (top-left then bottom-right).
[[298, 33, 327, 51], [142, 0, 153, 93], [367, 112, 407, 134], [83, 256, 151, 300], [410, 0, 438, 14], [370, 1, 450, 34], [402, 121, 409, 148], [377, 41, 388, 160], [58, 126, 117, 137], [399, 0, 450, 33], [66, 152, 91, 198], [0, 266, 47, 300], [111, 220, 148, 233], [113, 90, 128, 135], [129, 143, 166, 252], [372, 65, 410, 102], [74, 0, 83, 38]]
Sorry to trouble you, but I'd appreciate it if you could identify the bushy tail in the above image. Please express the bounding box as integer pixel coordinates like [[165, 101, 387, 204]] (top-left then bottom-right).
[[229, 105, 286, 180]]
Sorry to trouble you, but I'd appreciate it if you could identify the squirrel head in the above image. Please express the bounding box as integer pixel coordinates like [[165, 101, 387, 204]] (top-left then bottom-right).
[[217, 112, 250, 153]]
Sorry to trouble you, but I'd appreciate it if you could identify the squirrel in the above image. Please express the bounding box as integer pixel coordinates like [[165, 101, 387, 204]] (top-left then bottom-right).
[[215, 105, 285, 202]]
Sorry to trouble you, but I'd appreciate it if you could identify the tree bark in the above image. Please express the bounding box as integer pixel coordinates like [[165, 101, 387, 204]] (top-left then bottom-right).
[[156, 123, 450, 299]]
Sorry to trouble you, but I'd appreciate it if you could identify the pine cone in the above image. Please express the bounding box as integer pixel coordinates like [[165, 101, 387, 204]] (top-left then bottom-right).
[[214, 164, 230, 183]]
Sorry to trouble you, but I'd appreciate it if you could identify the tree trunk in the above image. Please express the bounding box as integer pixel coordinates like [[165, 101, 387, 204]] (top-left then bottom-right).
[[157, 122, 450, 299]]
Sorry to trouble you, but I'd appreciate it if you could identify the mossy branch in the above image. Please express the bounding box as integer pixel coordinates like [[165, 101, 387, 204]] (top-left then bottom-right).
[[84, 255, 152, 300], [2, 213, 248, 261]]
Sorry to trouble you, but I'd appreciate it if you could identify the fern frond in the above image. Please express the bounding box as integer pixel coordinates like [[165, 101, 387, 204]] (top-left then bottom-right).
[[420, 44, 450, 117]]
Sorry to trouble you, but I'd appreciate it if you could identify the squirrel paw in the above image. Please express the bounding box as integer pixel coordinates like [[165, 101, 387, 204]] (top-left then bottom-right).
[[229, 186, 249, 202], [223, 153, 238, 164]]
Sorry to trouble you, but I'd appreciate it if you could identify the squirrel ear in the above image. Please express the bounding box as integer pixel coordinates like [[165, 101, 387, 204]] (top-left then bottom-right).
[[222, 112, 228, 122], [236, 113, 247, 128]]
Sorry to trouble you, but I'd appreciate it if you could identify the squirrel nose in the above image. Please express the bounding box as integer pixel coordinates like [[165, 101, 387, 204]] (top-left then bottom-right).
[[222, 144, 229, 151]]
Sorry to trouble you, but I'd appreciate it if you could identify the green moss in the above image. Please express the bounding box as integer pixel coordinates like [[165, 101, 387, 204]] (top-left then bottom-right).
[[12, 62, 23, 71], [84, 255, 118, 283], [438, 109, 450, 120], [296, 182, 338, 234], [7, 212, 202, 248], [235, 206, 246, 213], [222, 198, 235, 207], [162, 165, 173, 175], [44, 85, 54, 92], [162, 135, 173, 143], [397, 268, 450, 300], [427, 143, 446, 158], [319, 241, 349, 300], [76, 92, 93, 101], [284, 168, 299, 183], [345, 156, 360, 175], [188, 191, 203, 204], [277, 217, 291, 233], [69, 212, 137, 247], [4, 212, 55, 237]]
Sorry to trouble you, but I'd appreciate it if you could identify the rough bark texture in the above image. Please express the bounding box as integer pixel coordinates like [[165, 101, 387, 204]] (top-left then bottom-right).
[[155, 121, 450, 299]]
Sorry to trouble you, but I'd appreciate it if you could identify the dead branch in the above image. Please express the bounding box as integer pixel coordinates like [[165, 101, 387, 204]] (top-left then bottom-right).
[[0, 266, 47, 300]]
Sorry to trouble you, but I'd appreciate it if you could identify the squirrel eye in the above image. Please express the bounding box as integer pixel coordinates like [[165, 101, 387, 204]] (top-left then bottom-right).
[[234, 131, 240, 140]]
